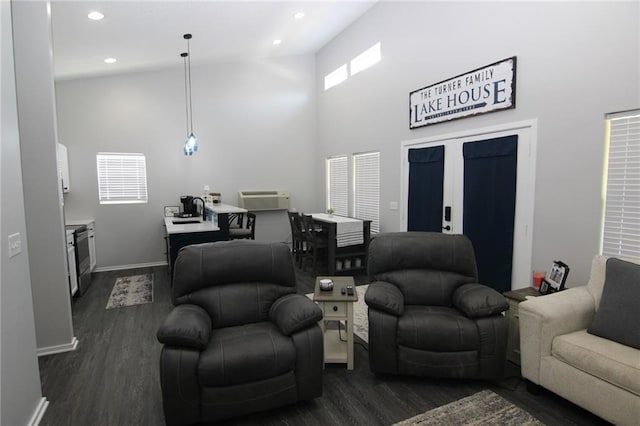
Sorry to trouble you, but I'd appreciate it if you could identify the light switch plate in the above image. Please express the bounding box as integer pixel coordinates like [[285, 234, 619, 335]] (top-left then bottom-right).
[[389, 201, 398, 211], [8, 233, 22, 258]]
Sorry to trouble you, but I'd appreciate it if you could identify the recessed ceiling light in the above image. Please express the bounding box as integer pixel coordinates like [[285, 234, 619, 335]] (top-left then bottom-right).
[[293, 11, 305, 20], [88, 11, 104, 21], [104, 58, 117, 64], [273, 39, 282, 46]]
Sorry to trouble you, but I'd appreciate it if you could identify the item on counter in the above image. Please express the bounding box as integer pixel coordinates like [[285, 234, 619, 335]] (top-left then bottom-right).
[[532, 271, 545, 289], [180, 195, 194, 215], [319, 278, 334, 291], [209, 192, 221, 203]]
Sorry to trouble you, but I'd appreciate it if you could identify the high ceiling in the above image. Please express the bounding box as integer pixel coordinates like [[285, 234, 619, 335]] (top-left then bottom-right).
[[50, 0, 377, 81]]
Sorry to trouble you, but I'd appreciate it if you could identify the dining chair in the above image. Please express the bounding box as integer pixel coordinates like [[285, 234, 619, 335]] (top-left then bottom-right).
[[229, 212, 256, 240], [299, 214, 327, 273], [227, 212, 244, 230], [287, 211, 303, 265]]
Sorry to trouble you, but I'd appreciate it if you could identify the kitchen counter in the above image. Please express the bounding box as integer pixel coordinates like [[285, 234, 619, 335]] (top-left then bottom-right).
[[164, 217, 220, 235], [66, 218, 94, 226], [163, 203, 245, 273], [205, 202, 247, 214]]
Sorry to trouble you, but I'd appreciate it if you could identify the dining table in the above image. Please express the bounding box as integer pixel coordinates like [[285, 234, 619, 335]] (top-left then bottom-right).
[[310, 213, 371, 275]]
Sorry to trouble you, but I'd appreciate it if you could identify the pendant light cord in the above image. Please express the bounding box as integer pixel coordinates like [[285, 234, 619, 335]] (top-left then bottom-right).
[[182, 53, 189, 138], [186, 37, 194, 134]]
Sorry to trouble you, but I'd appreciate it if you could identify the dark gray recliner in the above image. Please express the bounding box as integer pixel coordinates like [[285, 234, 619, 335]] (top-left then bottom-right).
[[157, 241, 324, 425], [365, 232, 509, 380]]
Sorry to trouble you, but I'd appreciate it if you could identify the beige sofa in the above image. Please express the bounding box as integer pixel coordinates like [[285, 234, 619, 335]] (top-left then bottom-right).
[[519, 255, 640, 426]]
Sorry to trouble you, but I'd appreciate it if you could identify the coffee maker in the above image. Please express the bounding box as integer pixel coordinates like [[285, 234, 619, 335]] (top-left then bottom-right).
[[180, 196, 194, 216]]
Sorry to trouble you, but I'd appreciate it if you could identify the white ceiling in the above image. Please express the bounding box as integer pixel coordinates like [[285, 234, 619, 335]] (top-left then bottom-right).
[[50, 0, 377, 81]]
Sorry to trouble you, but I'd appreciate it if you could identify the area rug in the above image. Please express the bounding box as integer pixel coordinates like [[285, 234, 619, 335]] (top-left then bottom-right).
[[105, 274, 154, 309], [306, 284, 369, 343], [393, 390, 545, 426]]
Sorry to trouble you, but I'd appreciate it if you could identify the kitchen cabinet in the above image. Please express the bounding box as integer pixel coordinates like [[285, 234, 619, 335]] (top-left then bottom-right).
[[164, 216, 226, 274], [57, 142, 70, 193]]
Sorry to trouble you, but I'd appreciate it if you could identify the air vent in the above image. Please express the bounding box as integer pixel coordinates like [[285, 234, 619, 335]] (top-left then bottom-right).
[[238, 190, 290, 211]]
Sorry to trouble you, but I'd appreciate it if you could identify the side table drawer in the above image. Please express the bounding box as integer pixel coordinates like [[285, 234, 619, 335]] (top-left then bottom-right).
[[322, 301, 347, 319]]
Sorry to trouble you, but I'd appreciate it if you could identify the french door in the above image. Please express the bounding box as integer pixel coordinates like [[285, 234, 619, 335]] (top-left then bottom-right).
[[401, 120, 536, 291]]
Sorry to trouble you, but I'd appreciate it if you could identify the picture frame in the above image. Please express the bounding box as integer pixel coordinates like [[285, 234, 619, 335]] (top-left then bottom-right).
[[539, 279, 550, 295], [539, 260, 570, 295], [164, 206, 180, 217]]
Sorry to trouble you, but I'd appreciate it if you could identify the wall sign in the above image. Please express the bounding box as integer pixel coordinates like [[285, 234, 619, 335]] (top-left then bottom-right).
[[410, 57, 517, 129]]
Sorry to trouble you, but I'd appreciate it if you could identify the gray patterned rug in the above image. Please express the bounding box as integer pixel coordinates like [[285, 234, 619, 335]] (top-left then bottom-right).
[[393, 390, 544, 425], [353, 284, 368, 342], [106, 274, 154, 309]]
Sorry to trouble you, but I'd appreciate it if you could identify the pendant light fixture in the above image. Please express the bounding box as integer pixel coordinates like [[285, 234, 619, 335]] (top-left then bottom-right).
[[181, 33, 198, 156]]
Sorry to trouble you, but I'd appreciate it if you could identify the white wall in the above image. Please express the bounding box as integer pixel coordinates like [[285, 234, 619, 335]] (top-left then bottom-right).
[[12, 0, 75, 356], [1, 1, 47, 424], [56, 55, 319, 269], [316, 1, 639, 286]]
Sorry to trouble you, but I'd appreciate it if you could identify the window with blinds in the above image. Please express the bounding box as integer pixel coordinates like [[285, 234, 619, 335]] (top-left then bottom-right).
[[353, 151, 380, 233], [602, 109, 640, 257], [96, 153, 148, 204], [326, 156, 348, 216]]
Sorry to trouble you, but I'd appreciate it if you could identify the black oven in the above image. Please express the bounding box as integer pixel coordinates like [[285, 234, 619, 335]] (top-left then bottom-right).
[[66, 224, 92, 296]]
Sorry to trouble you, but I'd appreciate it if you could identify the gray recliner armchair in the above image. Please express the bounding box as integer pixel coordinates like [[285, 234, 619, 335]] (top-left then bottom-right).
[[365, 232, 509, 380], [157, 241, 324, 425]]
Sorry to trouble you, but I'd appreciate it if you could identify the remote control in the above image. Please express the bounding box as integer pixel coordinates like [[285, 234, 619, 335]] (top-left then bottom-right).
[[346, 286, 354, 296]]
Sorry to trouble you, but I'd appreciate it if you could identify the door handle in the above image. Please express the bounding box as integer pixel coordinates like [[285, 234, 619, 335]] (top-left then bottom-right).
[[444, 206, 452, 222], [442, 225, 451, 231]]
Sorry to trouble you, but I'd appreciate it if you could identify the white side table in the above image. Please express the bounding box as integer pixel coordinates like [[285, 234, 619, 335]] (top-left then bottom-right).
[[313, 276, 357, 370]]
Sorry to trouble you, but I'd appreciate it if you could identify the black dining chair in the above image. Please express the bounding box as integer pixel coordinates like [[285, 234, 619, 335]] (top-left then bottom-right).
[[229, 212, 256, 240], [227, 213, 244, 230], [299, 214, 327, 273], [287, 211, 304, 265]]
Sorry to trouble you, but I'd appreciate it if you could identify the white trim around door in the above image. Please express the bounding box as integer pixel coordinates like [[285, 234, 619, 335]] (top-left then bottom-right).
[[400, 119, 538, 290]]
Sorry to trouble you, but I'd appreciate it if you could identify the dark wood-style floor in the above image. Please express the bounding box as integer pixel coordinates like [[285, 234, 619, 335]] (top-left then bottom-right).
[[38, 262, 609, 426]]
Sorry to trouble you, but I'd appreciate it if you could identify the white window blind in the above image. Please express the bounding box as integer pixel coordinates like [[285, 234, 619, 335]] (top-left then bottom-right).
[[353, 151, 380, 233], [327, 156, 348, 216], [602, 110, 640, 257], [96, 153, 148, 204]]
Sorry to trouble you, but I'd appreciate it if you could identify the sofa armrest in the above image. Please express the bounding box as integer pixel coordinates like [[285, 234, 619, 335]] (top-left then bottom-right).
[[453, 283, 508, 318], [269, 294, 323, 335], [157, 304, 211, 350], [365, 281, 404, 316], [519, 286, 596, 384]]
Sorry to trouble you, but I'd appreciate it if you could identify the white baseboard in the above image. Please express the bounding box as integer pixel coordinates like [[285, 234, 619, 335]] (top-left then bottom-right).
[[94, 261, 167, 273], [28, 397, 49, 426], [36, 336, 78, 357]]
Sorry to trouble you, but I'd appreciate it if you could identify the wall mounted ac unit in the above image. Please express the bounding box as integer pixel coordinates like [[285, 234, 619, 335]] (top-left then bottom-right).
[[238, 190, 290, 211]]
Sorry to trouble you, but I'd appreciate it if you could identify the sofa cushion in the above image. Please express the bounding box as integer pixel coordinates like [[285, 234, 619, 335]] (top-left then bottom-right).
[[587, 258, 640, 349], [397, 306, 478, 351], [552, 329, 640, 396], [198, 322, 296, 387], [586, 254, 640, 311]]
